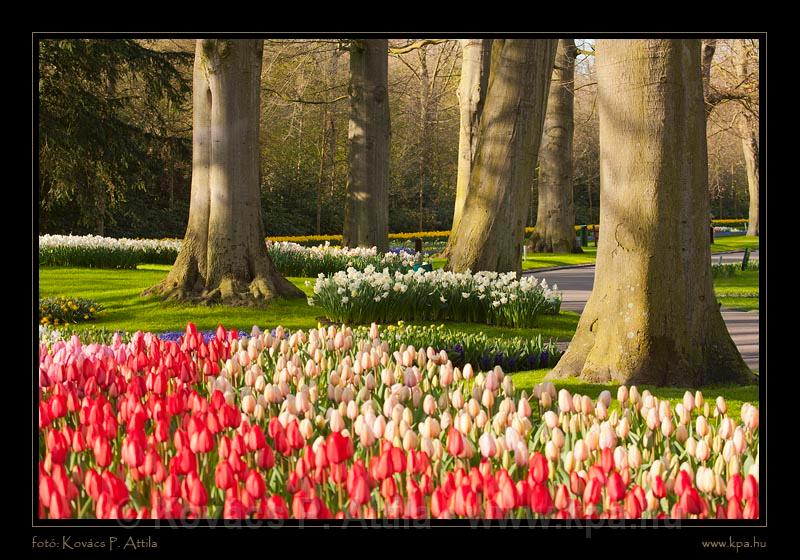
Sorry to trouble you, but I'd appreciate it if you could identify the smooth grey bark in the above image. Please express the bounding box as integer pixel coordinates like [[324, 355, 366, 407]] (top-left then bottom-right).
[[530, 39, 582, 254], [549, 39, 753, 386], [146, 39, 303, 305], [343, 39, 390, 251], [446, 39, 557, 274]]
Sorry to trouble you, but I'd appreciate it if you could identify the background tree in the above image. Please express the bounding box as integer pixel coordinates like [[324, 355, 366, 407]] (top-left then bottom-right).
[[147, 39, 302, 304], [343, 39, 390, 251], [39, 39, 192, 236], [444, 38, 491, 258], [549, 39, 752, 386], [446, 39, 557, 274], [530, 39, 581, 253], [735, 40, 759, 236]]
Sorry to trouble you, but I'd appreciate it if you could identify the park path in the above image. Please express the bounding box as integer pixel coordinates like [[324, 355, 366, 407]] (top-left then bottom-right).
[[526, 250, 759, 371]]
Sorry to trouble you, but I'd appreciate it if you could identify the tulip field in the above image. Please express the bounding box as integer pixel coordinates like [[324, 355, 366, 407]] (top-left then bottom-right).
[[38, 322, 759, 520]]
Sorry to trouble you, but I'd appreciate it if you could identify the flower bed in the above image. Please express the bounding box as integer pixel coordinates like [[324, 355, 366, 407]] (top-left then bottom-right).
[[39, 297, 103, 325], [38, 322, 758, 520], [267, 241, 421, 277], [311, 268, 561, 328], [359, 322, 562, 373], [39, 235, 180, 269]]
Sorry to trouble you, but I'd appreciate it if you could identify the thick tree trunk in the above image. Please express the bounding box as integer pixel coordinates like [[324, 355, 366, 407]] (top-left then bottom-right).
[[445, 39, 492, 258], [343, 39, 389, 251], [549, 39, 753, 386], [530, 39, 581, 254], [146, 39, 303, 305], [736, 44, 759, 237], [446, 39, 557, 274]]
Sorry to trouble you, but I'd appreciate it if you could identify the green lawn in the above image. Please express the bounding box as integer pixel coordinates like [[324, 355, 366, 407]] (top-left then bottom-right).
[[427, 236, 758, 271], [511, 369, 758, 422], [715, 269, 759, 311], [711, 235, 760, 253], [39, 266, 759, 408], [38, 266, 579, 340]]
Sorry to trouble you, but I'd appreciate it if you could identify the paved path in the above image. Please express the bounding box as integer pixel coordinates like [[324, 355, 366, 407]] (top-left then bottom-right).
[[527, 250, 759, 371]]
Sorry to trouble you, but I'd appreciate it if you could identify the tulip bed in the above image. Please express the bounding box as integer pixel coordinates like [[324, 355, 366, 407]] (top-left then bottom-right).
[[39, 322, 759, 520], [359, 323, 562, 373], [312, 268, 561, 328]]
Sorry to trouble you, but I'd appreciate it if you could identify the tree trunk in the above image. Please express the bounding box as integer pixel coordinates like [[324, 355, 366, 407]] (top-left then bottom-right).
[[736, 44, 759, 237], [549, 39, 753, 386], [446, 39, 557, 274], [530, 39, 581, 254], [343, 39, 390, 251], [701, 39, 716, 118], [443, 39, 491, 259], [146, 39, 303, 305]]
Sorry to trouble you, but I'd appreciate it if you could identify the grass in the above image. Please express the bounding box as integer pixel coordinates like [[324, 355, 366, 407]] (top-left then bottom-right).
[[710, 235, 760, 253], [427, 235, 758, 272], [522, 247, 597, 270], [511, 369, 758, 421], [39, 266, 759, 409], [715, 269, 759, 311], [38, 266, 580, 340]]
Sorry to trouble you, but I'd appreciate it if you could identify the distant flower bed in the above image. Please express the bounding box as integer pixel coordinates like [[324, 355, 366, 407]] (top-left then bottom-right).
[[358, 322, 562, 373], [39, 296, 103, 325], [39, 235, 180, 269], [312, 267, 561, 328], [268, 241, 422, 277], [711, 262, 759, 278]]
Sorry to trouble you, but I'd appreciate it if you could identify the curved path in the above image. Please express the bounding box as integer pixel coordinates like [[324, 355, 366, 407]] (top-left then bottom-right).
[[526, 250, 759, 371]]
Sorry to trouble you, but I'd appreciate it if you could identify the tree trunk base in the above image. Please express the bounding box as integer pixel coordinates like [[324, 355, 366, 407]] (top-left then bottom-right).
[[546, 310, 757, 387], [528, 232, 583, 254], [143, 258, 305, 307]]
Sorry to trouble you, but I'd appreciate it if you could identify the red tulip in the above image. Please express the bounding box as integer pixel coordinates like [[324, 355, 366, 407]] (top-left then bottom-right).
[[215, 461, 236, 490], [726, 473, 743, 501], [187, 473, 208, 507], [607, 471, 626, 502], [651, 475, 666, 499], [256, 446, 275, 470], [406, 488, 426, 519], [326, 432, 352, 465], [674, 469, 692, 496], [260, 495, 289, 519], [39, 475, 56, 506], [743, 475, 758, 501], [224, 498, 248, 519], [92, 436, 112, 468], [726, 499, 743, 519], [554, 484, 570, 511], [123, 436, 144, 468], [583, 477, 602, 506], [530, 452, 548, 484], [286, 420, 305, 450], [446, 427, 465, 457], [624, 491, 643, 518], [247, 425, 267, 451], [245, 469, 266, 499], [350, 474, 370, 506], [743, 498, 759, 519], [530, 483, 553, 515], [431, 488, 450, 518], [570, 471, 586, 497], [679, 486, 704, 516], [600, 447, 614, 474]]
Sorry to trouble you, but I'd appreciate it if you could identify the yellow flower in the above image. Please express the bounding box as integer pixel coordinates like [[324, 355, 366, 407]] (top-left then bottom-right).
[[83, 314, 89, 320], [89, 307, 95, 313]]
